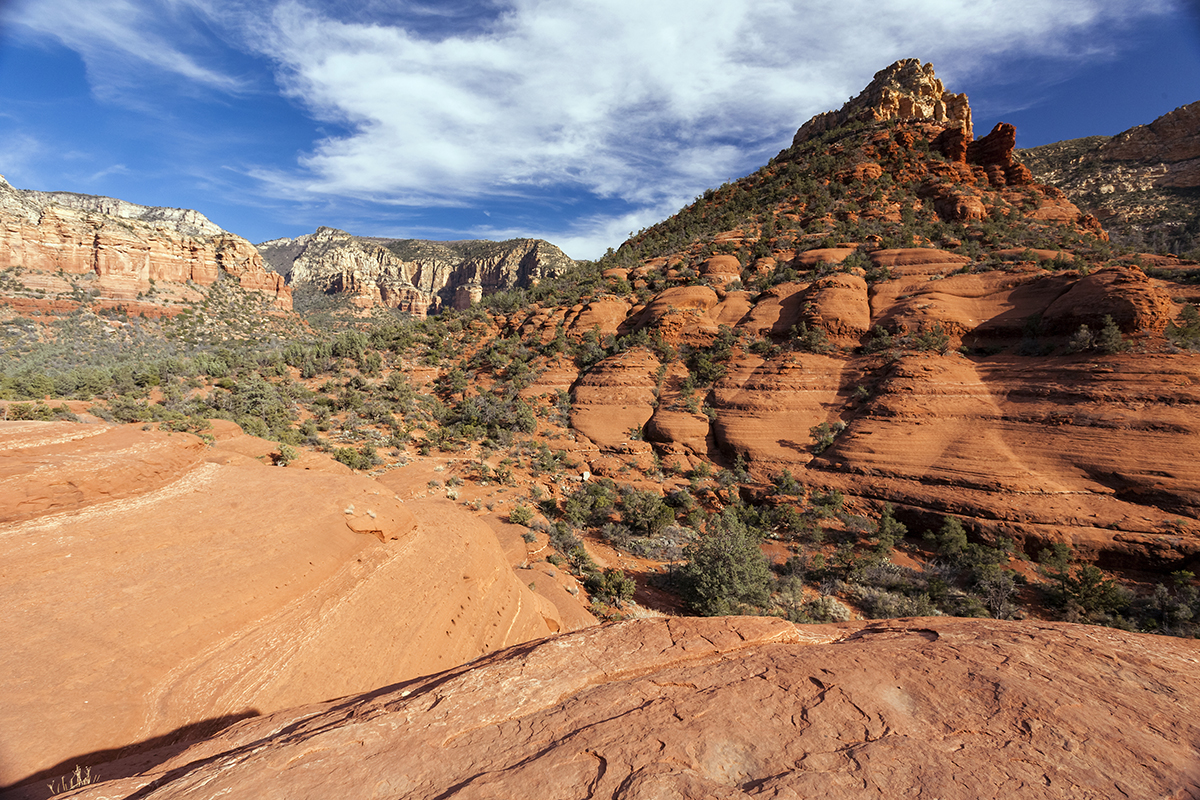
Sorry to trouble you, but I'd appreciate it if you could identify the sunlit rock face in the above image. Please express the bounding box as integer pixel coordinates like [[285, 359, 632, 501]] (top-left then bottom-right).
[[0, 177, 291, 310], [60, 616, 1200, 800], [258, 228, 575, 316], [793, 58, 972, 147]]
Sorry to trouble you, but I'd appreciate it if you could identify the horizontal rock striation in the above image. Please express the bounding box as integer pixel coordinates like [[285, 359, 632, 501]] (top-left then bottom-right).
[[0, 177, 290, 311]]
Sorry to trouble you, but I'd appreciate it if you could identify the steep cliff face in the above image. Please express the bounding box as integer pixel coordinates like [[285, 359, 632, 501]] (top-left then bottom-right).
[[259, 228, 575, 316], [0, 177, 290, 312], [1019, 101, 1200, 255]]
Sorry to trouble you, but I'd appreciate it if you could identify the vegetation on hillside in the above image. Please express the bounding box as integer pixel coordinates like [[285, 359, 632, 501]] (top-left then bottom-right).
[[3, 111, 1197, 639]]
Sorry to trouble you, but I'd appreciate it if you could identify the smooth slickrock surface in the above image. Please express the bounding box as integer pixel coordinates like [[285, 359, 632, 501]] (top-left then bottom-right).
[[57, 616, 1200, 800], [0, 422, 562, 792]]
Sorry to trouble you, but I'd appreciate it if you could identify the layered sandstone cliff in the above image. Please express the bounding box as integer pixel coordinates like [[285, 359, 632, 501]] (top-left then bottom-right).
[[259, 229, 575, 315], [0, 178, 290, 311], [507, 62, 1200, 571]]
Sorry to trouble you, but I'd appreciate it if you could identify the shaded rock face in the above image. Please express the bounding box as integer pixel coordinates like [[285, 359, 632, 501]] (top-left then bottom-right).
[[0, 177, 290, 311], [1019, 101, 1200, 253], [62, 616, 1200, 800], [0, 421, 561, 792], [258, 228, 575, 316], [793, 58, 972, 147]]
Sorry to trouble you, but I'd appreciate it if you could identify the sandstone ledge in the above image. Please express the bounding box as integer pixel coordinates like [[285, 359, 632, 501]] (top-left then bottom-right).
[[59, 616, 1200, 800]]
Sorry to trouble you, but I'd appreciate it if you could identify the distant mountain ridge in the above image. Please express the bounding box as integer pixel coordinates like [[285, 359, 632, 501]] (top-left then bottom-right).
[[1019, 101, 1200, 256], [258, 228, 576, 317]]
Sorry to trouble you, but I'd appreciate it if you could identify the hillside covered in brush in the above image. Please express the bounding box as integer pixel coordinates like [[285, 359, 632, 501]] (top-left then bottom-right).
[[4, 59, 1200, 640], [1019, 100, 1200, 257]]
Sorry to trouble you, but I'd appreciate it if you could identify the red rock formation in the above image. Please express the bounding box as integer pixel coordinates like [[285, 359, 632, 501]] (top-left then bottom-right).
[[966, 122, 1034, 186], [0, 178, 290, 311], [794, 58, 972, 147], [0, 421, 562, 791], [570, 348, 660, 451], [59, 616, 1200, 800]]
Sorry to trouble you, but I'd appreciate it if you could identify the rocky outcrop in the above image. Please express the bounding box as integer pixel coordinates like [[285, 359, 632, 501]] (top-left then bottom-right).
[[1019, 101, 1200, 253], [550, 58, 1199, 570], [0, 421, 562, 792], [964, 122, 1034, 186], [793, 58, 972, 147], [1100, 100, 1200, 186], [13, 189, 225, 238], [0, 177, 290, 311], [259, 228, 575, 316], [58, 616, 1200, 800]]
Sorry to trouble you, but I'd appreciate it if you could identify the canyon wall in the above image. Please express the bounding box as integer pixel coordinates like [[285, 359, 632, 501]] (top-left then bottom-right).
[[0, 177, 290, 311], [259, 228, 575, 315]]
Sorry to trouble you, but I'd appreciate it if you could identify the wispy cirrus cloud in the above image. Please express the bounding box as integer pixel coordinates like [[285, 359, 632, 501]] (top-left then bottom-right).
[[4, 0, 247, 99]]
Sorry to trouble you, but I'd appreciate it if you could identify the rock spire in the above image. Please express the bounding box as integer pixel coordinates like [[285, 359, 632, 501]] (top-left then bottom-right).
[[793, 58, 972, 146]]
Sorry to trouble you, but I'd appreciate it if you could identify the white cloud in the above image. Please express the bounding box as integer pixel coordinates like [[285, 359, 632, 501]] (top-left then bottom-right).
[[5, 0, 247, 99], [242, 0, 1176, 254]]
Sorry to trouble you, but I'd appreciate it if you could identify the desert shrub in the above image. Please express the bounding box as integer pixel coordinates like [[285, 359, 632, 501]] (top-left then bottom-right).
[[333, 445, 378, 471], [4, 401, 77, 421], [678, 509, 772, 615], [1067, 323, 1094, 353], [809, 421, 846, 453], [924, 516, 968, 561], [585, 568, 637, 606], [862, 325, 894, 353], [852, 585, 938, 618], [773, 469, 803, 495], [619, 486, 674, 536], [1166, 304, 1200, 349], [1038, 543, 1129, 618], [912, 322, 951, 354], [873, 504, 907, 559], [790, 322, 831, 354], [1095, 315, 1129, 354], [272, 443, 298, 466], [793, 595, 852, 623], [509, 504, 534, 526], [561, 480, 618, 528], [810, 489, 844, 518]]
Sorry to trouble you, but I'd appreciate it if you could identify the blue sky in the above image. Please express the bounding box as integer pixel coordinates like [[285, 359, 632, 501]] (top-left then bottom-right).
[[1, 1, 1197, 259]]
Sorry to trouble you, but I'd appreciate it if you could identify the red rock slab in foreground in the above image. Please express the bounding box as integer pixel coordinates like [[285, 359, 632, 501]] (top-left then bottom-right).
[[61, 616, 1200, 800], [0, 423, 563, 794]]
